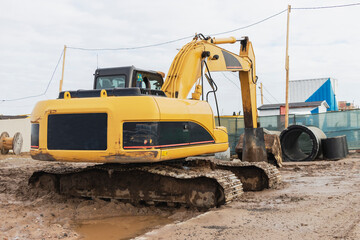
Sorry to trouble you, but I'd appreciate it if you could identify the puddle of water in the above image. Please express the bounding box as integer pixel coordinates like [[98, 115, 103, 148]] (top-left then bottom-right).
[[75, 215, 172, 240]]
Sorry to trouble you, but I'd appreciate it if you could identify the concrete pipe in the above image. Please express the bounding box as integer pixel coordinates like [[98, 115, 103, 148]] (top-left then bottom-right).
[[321, 135, 348, 160], [0, 132, 23, 155], [280, 125, 326, 162]]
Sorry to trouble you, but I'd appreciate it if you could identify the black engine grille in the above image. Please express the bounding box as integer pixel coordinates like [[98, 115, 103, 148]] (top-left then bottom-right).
[[47, 113, 107, 150]]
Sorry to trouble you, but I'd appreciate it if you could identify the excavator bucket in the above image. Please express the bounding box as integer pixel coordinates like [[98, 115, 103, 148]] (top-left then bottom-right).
[[235, 128, 283, 167], [237, 128, 267, 162]]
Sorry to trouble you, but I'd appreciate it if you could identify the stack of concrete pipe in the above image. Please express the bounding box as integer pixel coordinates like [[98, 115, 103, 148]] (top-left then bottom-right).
[[280, 125, 348, 161]]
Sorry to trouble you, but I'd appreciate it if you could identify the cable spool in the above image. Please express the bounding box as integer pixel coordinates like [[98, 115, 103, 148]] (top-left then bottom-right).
[[0, 132, 23, 155]]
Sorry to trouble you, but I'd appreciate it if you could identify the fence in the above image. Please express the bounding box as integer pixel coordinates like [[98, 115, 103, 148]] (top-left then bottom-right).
[[217, 109, 360, 153]]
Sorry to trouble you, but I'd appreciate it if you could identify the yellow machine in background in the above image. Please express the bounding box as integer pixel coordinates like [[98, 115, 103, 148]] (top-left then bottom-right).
[[29, 34, 280, 208]]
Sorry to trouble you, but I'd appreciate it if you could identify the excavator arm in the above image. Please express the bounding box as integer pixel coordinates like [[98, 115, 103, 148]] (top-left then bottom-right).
[[161, 35, 258, 128]]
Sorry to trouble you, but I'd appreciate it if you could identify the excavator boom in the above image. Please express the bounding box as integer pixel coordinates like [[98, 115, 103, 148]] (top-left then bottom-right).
[[162, 35, 258, 128]]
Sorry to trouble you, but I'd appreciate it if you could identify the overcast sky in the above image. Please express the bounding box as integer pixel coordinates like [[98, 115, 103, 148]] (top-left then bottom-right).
[[1, 0, 359, 115]]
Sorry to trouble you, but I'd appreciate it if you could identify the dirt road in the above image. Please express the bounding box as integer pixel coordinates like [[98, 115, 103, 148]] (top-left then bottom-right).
[[142, 157, 360, 240], [0, 154, 359, 239]]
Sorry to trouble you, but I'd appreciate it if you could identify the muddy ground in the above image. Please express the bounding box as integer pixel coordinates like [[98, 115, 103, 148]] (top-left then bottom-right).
[[0, 153, 359, 239]]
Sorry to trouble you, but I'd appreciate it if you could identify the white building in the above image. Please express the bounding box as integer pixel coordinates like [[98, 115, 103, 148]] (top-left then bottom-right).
[[258, 101, 329, 117]]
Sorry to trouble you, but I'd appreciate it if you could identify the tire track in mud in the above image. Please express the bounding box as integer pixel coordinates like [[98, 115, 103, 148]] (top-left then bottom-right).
[[142, 158, 360, 240], [317, 197, 360, 239]]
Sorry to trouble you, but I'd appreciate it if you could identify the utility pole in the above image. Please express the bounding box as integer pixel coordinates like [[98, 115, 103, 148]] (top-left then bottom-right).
[[285, 5, 291, 128], [59, 45, 67, 93], [260, 82, 264, 105]]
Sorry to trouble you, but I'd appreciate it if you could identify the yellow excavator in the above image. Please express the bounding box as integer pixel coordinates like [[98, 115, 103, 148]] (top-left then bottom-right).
[[29, 34, 281, 208]]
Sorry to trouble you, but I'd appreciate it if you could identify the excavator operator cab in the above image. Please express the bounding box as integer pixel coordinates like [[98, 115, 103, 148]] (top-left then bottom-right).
[[93, 66, 164, 90]]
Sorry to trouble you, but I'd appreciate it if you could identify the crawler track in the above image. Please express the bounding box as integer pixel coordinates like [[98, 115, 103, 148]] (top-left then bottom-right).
[[211, 159, 281, 191], [29, 158, 281, 208], [29, 163, 242, 208]]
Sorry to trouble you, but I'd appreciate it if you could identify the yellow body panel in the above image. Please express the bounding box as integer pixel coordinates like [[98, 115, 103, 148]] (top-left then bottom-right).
[[30, 95, 228, 163], [154, 97, 215, 135]]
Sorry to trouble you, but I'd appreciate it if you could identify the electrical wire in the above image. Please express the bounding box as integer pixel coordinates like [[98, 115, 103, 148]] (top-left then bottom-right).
[[228, 71, 280, 103], [228, 71, 278, 104], [262, 84, 281, 103], [220, 72, 241, 90], [293, 2, 360, 10], [257, 92, 273, 104], [2, 103, 37, 108], [67, 9, 288, 51], [263, 95, 272, 104], [67, 36, 193, 51], [257, 93, 273, 104], [226, 72, 278, 103], [1, 49, 64, 102], [63, 3, 360, 51], [210, 9, 287, 36]]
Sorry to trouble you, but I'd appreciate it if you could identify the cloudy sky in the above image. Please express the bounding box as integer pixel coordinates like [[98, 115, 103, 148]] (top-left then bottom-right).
[[0, 0, 359, 115]]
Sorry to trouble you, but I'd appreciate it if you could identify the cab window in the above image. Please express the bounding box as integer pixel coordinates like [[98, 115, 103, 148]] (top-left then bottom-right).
[[95, 75, 126, 89], [133, 72, 163, 90], [148, 77, 163, 90]]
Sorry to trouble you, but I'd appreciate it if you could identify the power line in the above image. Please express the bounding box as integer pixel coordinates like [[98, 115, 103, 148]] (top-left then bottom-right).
[[226, 72, 278, 104], [67, 2, 360, 52], [293, 2, 360, 10], [220, 72, 241, 90], [2, 103, 37, 108], [262, 83, 281, 103], [263, 95, 272, 104], [68, 9, 288, 51], [65, 3, 360, 51], [1, 49, 64, 102], [228, 72, 240, 78], [210, 9, 287, 36], [258, 93, 272, 104], [67, 36, 192, 51]]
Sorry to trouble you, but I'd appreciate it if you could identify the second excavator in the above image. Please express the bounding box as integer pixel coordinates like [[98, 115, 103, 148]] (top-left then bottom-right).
[[29, 34, 281, 208]]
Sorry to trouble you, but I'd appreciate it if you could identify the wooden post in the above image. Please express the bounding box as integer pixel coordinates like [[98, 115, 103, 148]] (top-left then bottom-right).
[[285, 5, 291, 128], [260, 82, 264, 105], [59, 45, 67, 93]]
